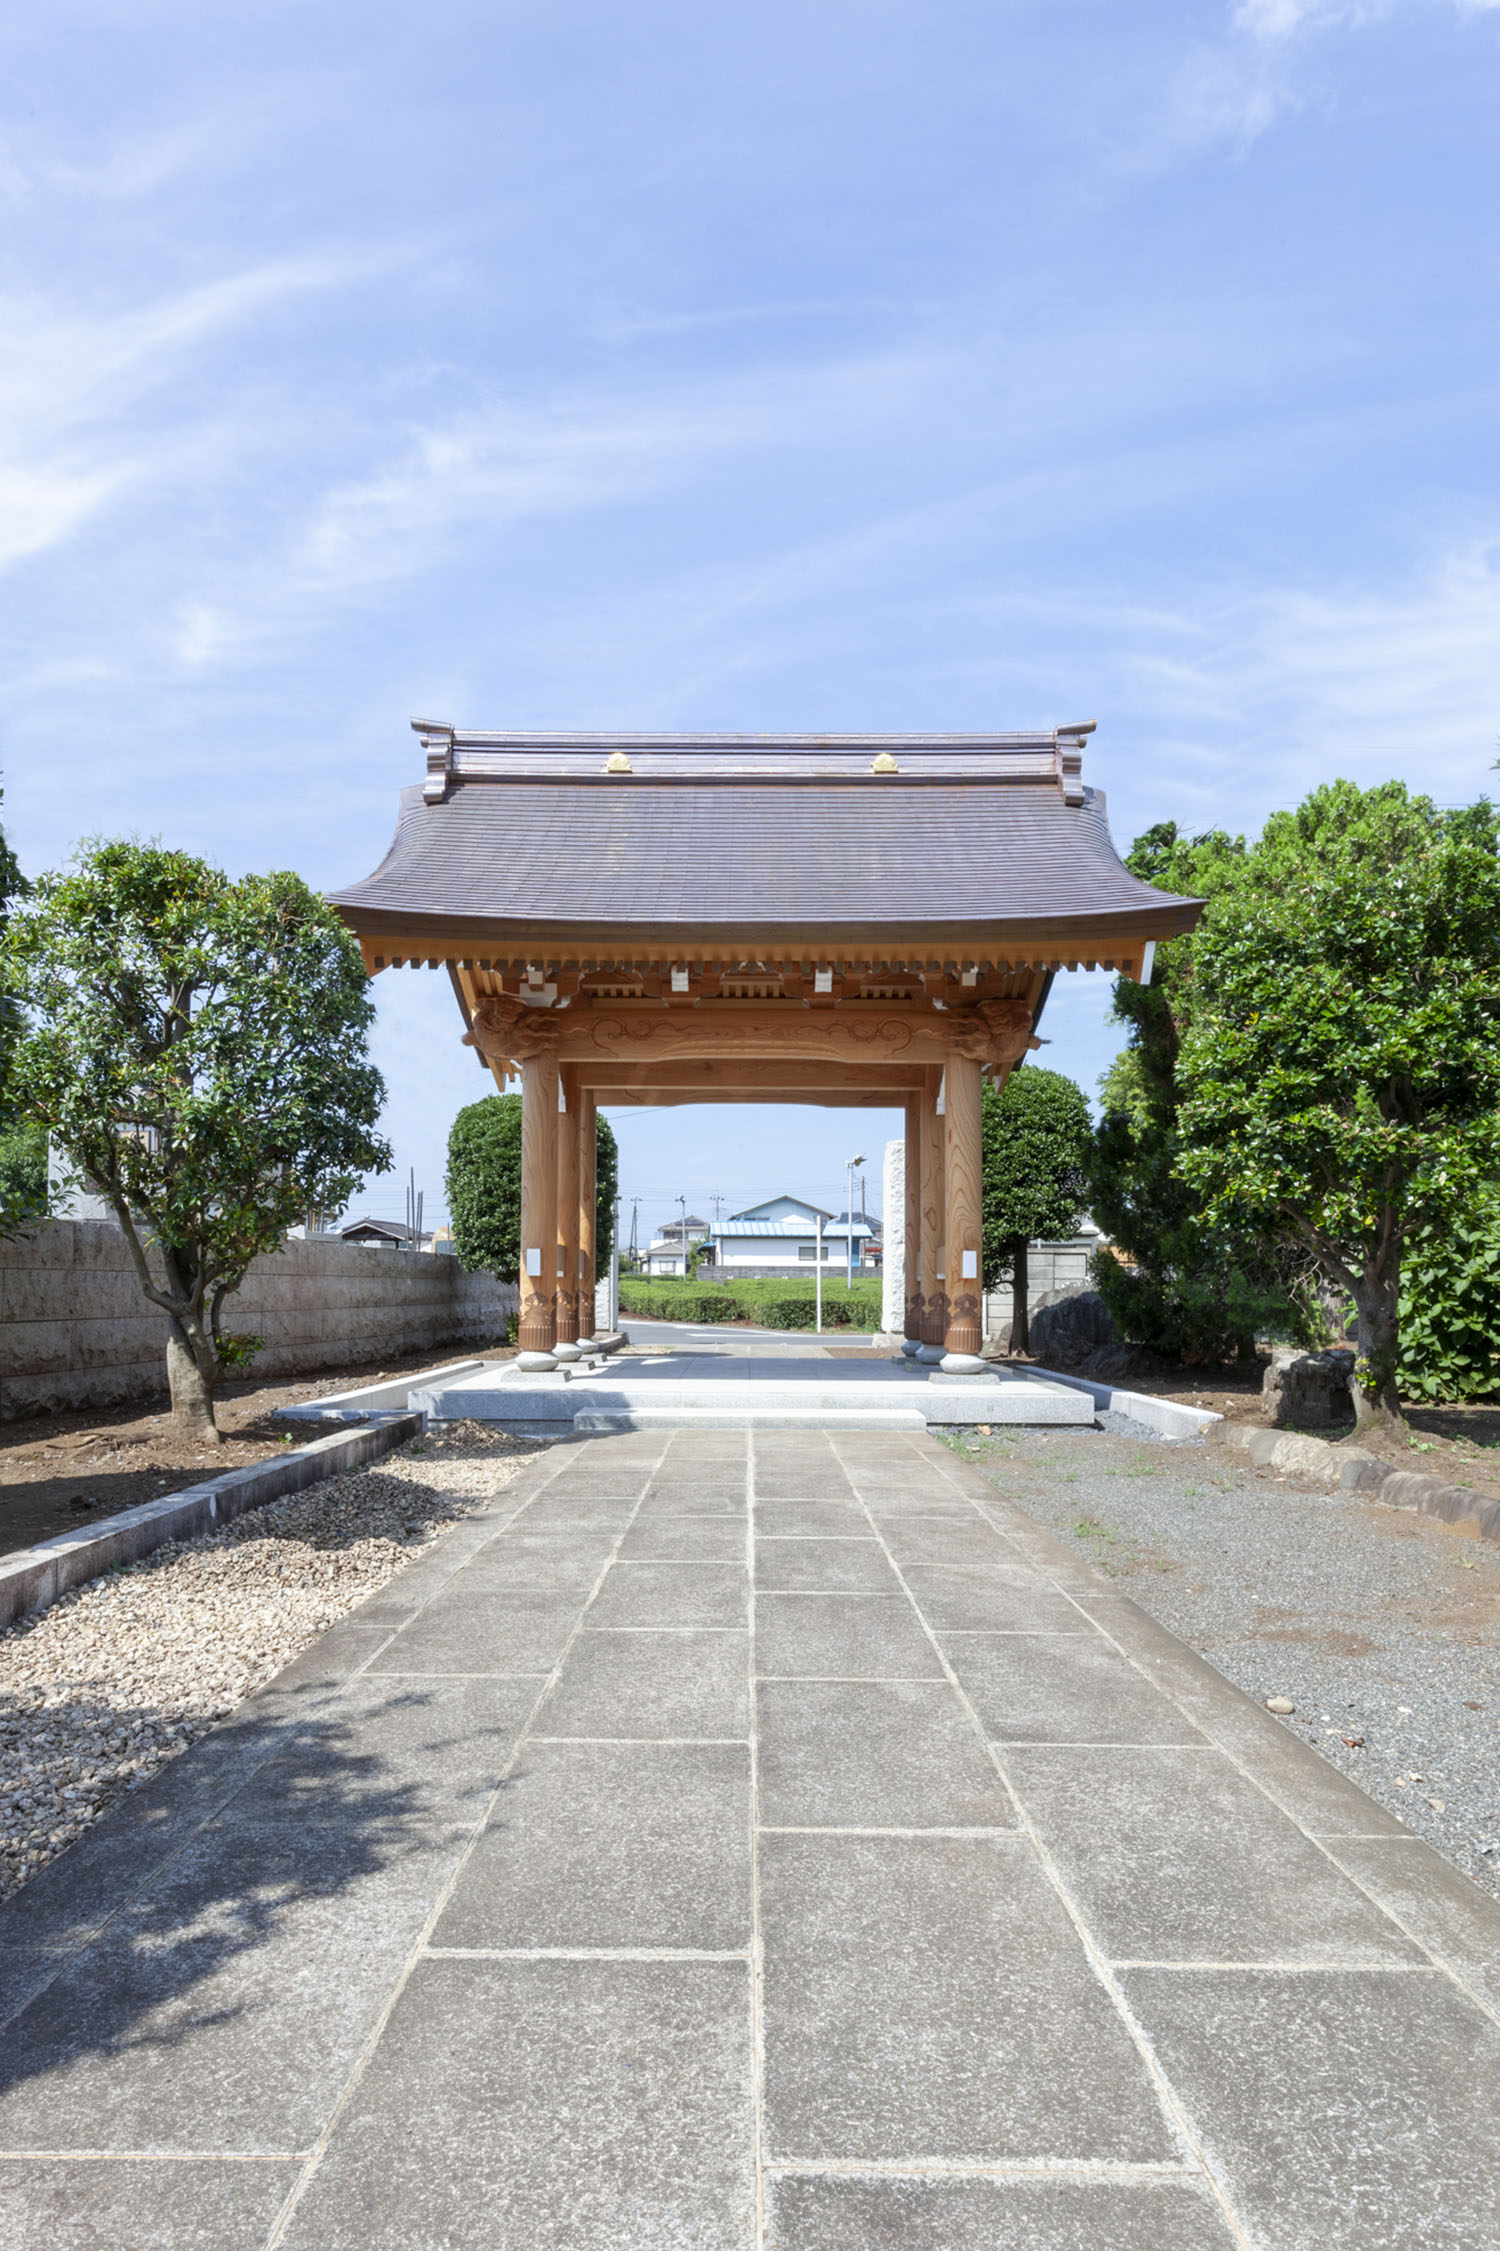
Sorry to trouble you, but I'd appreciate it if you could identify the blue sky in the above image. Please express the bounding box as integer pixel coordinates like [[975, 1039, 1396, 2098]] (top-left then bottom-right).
[[4, 0, 1498, 1241]]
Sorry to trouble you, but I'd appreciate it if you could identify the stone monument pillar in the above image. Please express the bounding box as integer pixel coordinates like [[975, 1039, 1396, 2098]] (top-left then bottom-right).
[[880, 1138, 904, 1338]]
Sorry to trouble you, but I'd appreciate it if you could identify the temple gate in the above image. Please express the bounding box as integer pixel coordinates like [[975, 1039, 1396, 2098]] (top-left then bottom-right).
[[331, 724, 1200, 1370]]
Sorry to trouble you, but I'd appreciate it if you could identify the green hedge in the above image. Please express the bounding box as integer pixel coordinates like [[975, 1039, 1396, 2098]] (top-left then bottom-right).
[[619, 1276, 882, 1331]]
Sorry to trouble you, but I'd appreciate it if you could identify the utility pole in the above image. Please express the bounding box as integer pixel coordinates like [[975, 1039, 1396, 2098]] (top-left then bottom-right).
[[677, 1193, 689, 1278], [627, 1198, 640, 1266]]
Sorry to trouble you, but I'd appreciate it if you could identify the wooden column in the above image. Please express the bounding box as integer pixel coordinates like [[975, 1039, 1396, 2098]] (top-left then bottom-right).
[[942, 1051, 984, 1361], [577, 1090, 597, 1340], [519, 1048, 559, 1352], [555, 1068, 580, 1343], [904, 1092, 924, 1342], [919, 1066, 946, 1348]]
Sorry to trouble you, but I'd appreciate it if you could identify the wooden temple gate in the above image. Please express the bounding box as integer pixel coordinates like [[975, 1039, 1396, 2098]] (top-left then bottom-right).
[[332, 725, 1200, 1369]]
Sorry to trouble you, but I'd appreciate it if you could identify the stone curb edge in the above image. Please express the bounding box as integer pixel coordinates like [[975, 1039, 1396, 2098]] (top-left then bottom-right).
[[1209, 1420, 1500, 1546], [1020, 1365, 1221, 1441], [0, 1412, 422, 1634]]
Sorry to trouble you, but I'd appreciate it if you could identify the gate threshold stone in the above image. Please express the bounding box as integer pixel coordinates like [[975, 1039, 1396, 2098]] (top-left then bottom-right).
[[413, 1353, 1093, 1432]]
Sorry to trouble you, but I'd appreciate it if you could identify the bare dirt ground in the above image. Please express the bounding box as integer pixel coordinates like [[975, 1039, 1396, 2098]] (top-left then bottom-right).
[[0, 1422, 541, 1900], [0, 1346, 515, 1559]]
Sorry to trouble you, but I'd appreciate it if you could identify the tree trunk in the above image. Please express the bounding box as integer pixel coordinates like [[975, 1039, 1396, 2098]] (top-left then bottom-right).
[[1010, 1239, 1030, 1357], [1349, 1268, 1403, 1433], [166, 1316, 220, 1443]]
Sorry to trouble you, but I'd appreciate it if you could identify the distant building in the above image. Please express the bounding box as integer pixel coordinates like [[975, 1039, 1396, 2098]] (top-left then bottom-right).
[[642, 1215, 710, 1277], [340, 1217, 433, 1251], [704, 1194, 880, 1277]]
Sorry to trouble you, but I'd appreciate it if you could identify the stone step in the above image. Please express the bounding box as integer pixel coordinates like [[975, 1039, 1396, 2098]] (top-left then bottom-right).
[[415, 1373, 1092, 1429], [571, 1406, 928, 1433]]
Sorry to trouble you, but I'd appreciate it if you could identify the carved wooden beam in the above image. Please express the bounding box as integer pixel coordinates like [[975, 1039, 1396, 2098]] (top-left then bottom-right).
[[464, 1000, 1040, 1069]]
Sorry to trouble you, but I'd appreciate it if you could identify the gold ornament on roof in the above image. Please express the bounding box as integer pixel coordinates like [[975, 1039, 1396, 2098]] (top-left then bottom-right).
[[605, 750, 633, 774], [870, 750, 899, 774]]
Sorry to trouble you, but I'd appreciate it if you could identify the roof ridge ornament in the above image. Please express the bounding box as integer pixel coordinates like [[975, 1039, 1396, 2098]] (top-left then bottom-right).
[[870, 750, 899, 774], [413, 719, 456, 804], [605, 750, 633, 774]]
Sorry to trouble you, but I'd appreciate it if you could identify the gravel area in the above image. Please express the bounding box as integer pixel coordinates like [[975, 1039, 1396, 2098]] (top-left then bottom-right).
[[0, 1423, 543, 1902], [957, 1424, 1500, 1897]]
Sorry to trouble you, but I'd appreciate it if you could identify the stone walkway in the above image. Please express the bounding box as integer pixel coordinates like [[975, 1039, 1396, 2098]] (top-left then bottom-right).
[[3, 1428, 1500, 2248]]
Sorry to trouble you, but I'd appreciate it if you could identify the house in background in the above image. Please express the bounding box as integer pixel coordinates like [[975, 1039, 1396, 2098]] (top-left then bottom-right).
[[339, 1217, 434, 1252], [641, 1215, 710, 1276], [705, 1195, 880, 1278]]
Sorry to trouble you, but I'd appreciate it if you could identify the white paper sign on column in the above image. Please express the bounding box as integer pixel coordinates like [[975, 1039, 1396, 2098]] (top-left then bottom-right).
[[525, 1247, 542, 1276], [961, 1250, 979, 1279]]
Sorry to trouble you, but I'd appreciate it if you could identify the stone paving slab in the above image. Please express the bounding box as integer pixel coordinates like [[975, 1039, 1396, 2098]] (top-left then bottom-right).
[[3, 1425, 1500, 2247]]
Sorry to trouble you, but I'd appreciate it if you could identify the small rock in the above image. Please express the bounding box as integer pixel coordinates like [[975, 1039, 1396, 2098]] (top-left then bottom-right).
[[1266, 1696, 1295, 1715]]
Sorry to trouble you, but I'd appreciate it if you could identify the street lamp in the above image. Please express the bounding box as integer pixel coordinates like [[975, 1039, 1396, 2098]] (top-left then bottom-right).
[[845, 1155, 864, 1288]]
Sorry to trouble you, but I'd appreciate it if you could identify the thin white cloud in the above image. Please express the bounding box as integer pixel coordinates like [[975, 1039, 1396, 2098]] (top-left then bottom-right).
[[1236, 0, 1499, 36], [0, 251, 396, 570], [0, 116, 233, 206], [1131, 539, 1500, 816], [1122, 0, 1500, 171], [167, 345, 951, 669]]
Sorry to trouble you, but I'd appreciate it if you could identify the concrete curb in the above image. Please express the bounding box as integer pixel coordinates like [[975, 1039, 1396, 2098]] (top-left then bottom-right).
[[0, 1412, 421, 1634], [1021, 1365, 1222, 1441], [1209, 1420, 1500, 1545]]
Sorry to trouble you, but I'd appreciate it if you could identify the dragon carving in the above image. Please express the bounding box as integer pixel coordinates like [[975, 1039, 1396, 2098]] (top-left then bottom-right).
[[463, 996, 564, 1066], [945, 999, 1042, 1066]]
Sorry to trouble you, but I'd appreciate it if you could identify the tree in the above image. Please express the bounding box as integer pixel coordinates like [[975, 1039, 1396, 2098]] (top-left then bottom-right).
[[981, 1065, 1092, 1354], [1175, 783, 1500, 1431], [0, 778, 48, 1236], [447, 1092, 618, 1296], [3, 843, 390, 1440], [1088, 822, 1307, 1363], [447, 1095, 522, 1277]]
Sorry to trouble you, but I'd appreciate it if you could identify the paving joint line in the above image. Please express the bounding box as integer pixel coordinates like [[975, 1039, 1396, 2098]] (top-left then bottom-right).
[[0, 2149, 307, 2164], [928, 1439, 1500, 2030], [743, 1434, 769, 2251], [421, 1945, 750, 1961], [1050, 1589, 1500, 2032], [828, 1431, 1256, 2251], [761, 2156, 1203, 2180], [1106, 1958, 1443, 1973], [256, 1438, 674, 2251]]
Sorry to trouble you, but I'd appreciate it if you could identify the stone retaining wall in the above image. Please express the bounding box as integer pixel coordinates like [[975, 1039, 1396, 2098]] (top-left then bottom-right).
[[0, 1221, 518, 1419]]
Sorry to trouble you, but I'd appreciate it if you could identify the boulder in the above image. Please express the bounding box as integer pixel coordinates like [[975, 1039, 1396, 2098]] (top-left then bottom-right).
[[1263, 1346, 1355, 1428], [1026, 1290, 1170, 1381], [1027, 1290, 1121, 1365]]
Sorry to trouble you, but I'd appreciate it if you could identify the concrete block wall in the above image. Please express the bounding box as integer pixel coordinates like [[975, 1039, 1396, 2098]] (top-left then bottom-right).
[[0, 1221, 518, 1419], [982, 1238, 1099, 1336]]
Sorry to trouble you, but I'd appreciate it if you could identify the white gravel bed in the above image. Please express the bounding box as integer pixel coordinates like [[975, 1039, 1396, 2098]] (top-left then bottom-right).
[[0, 1424, 544, 1903], [960, 1425, 1500, 1897]]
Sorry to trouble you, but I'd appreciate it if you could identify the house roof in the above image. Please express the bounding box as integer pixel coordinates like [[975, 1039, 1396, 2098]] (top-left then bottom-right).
[[714, 1219, 876, 1239], [327, 724, 1200, 952], [732, 1194, 833, 1221]]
